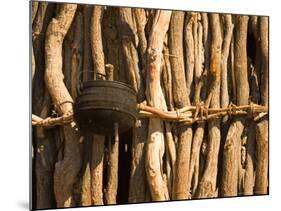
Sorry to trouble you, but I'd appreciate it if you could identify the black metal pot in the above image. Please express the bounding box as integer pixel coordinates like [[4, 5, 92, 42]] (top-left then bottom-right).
[[74, 80, 137, 135]]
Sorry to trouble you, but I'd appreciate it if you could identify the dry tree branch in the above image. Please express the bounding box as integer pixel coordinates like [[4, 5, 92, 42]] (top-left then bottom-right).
[[221, 15, 249, 197], [145, 10, 172, 201], [44, 3, 80, 207], [196, 13, 222, 198], [32, 103, 267, 127], [90, 5, 106, 205]]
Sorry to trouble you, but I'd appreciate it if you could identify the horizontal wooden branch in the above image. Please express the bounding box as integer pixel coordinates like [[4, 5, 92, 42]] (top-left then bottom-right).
[[32, 113, 74, 127], [32, 102, 268, 128], [137, 104, 192, 121]]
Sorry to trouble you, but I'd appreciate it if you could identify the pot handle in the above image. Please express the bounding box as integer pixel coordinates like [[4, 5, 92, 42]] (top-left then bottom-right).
[[77, 70, 107, 94]]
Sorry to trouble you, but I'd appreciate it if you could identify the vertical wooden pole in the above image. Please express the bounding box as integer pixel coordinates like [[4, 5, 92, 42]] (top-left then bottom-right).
[[104, 65, 119, 204], [197, 14, 222, 198], [90, 5, 105, 205], [145, 10, 171, 201], [221, 15, 249, 197], [169, 11, 193, 200], [44, 4, 81, 207], [255, 16, 268, 195]]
